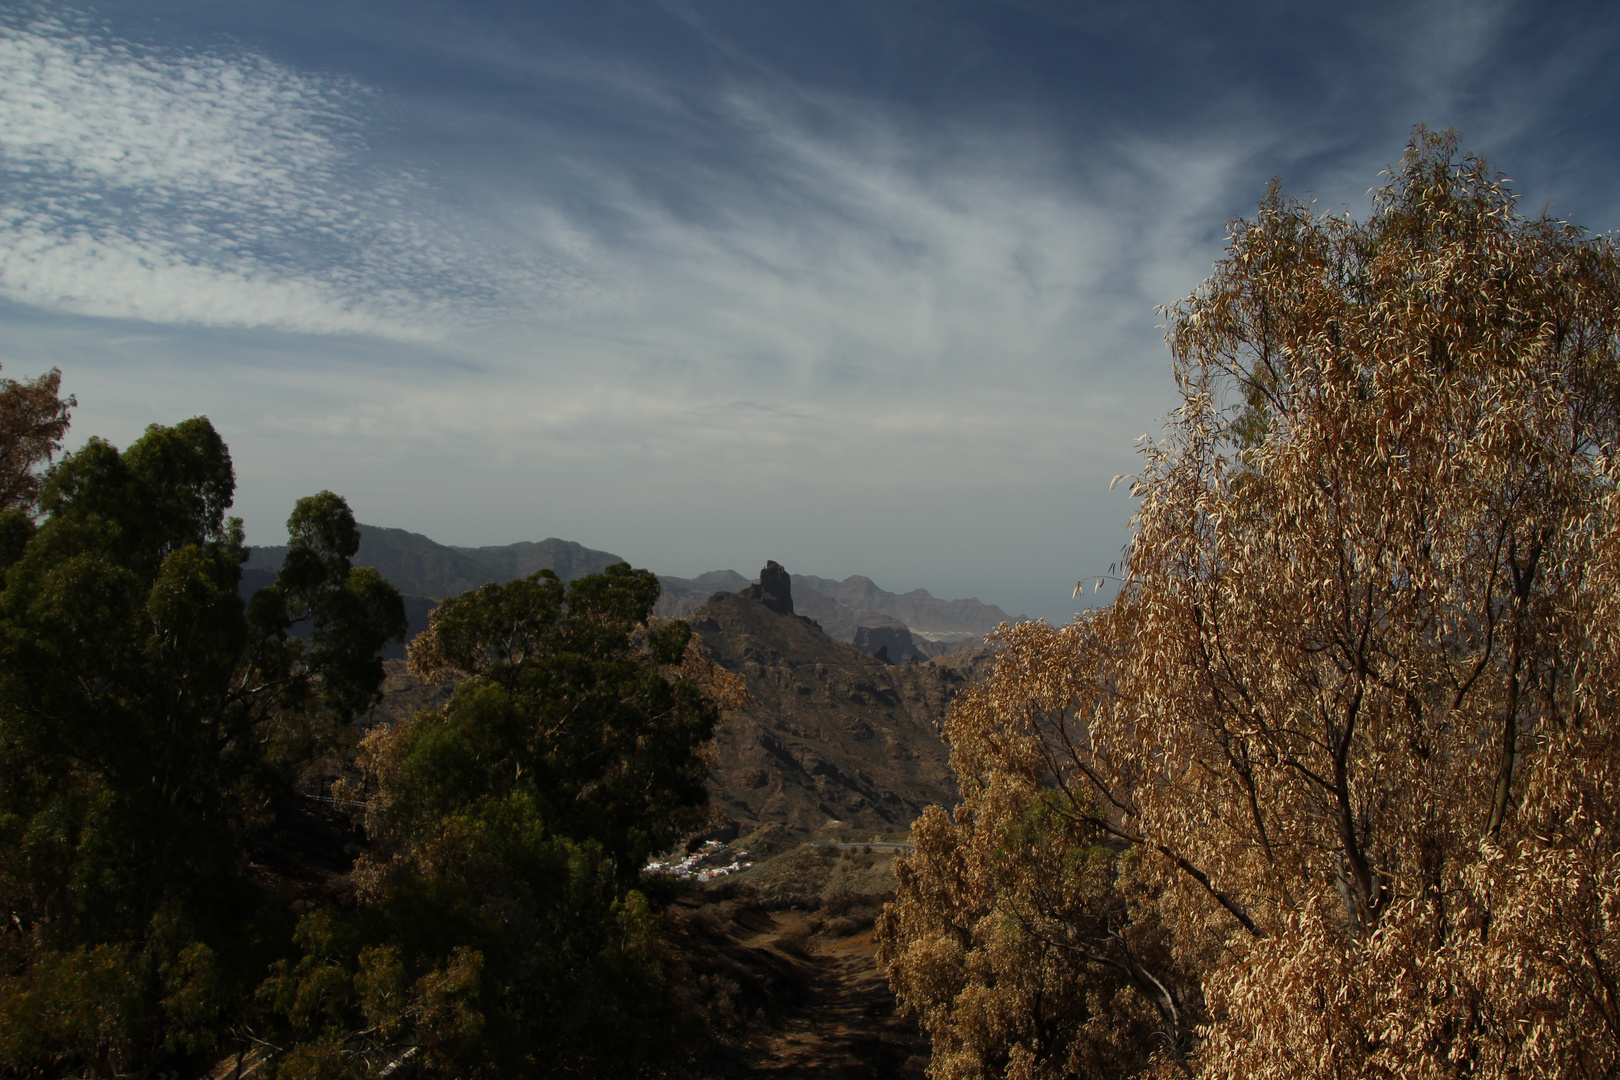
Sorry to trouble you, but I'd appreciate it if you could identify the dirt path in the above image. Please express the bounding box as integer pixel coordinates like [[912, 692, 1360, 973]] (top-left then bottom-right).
[[714, 910, 928, 1079]]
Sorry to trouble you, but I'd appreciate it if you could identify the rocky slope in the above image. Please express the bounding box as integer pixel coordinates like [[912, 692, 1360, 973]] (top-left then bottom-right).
[[687, 563, 968, 835]]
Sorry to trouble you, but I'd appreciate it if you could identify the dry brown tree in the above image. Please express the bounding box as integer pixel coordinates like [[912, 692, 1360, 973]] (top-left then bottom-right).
[[879, 129, 1620, 1079], [0, 365, 73, 513]]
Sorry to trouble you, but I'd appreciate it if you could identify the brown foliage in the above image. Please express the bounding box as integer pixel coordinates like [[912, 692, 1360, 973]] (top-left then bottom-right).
[[880, 129, 1620, 1078], [0, 364, 73, 512]]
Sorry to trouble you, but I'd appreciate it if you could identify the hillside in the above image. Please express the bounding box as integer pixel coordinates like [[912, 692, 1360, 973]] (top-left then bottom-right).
[[687, 563, 967, 835], [347, 560, 992, 1077], [362, 560, 986, 835]]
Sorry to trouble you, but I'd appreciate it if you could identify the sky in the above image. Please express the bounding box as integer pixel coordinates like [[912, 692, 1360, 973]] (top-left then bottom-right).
[[3, 0, 1618, 623]]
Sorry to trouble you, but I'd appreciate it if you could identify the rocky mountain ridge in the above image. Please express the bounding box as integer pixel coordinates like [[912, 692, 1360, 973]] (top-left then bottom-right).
[[245, 526, 623, 600], [245, 523, 1019, 660], [792, 573, 1021, 640], [654, 563, 981, 835]]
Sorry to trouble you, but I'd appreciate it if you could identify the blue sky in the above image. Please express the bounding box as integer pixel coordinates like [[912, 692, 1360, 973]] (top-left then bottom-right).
[[2, 1, 1617, 622]]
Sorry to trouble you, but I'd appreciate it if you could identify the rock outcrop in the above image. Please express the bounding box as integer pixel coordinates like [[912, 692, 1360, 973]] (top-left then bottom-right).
[[750, 559, 795, 615]]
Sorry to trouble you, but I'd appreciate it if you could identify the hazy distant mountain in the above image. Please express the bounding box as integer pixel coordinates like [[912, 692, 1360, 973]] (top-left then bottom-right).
[[245, 525, 625, 658], [788, 588, 907, 644], [653, 570, 753, 617], [448, 537, 625, 589], [247, 525, 624, 599], [245, 524, 1020, 663], [791, 574, 1023, 640], [653, 567, 1017, 654]]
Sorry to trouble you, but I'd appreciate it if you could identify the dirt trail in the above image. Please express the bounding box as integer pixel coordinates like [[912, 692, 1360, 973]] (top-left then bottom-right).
[[713, 910, 928, 1079]]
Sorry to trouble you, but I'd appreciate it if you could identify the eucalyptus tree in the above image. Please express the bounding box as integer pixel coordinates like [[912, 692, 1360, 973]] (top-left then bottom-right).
[[259, 564, 745, 1078], [0, 418, 405, 1076], [881, 130, 1620, 1078], [0, 364, 72, 513]]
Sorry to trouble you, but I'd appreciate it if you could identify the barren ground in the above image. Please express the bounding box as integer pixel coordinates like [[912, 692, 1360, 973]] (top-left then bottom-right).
[[669, 900, 928, 1079]]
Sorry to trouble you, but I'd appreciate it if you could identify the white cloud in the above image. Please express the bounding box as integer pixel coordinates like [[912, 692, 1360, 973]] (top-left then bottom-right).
[[0, 12, 594, 338], [0, 23, 345, 192], [0, 12, 1293, 620], [0, 209, 438, 337]]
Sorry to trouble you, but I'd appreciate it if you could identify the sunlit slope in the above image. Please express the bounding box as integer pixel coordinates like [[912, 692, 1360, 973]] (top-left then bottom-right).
[[688, 569, 968, 835]]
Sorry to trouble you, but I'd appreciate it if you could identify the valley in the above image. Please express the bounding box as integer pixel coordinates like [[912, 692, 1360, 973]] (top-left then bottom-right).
[[297, 529, 1008, 1076]]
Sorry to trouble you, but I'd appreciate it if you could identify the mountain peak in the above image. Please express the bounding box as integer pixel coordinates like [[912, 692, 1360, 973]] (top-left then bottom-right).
[[750, 560, 794, 615]]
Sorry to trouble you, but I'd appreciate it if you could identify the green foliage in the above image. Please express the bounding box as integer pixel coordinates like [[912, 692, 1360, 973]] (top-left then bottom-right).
[[0, 944, 143, 1074], [254, 564, 719, 1076], [258, 491, 406, 722], [400, 563, 715, 878], [0, 410, 717, 1077], [259, 912, 487, 1080], [0, 418, 405, 1077]]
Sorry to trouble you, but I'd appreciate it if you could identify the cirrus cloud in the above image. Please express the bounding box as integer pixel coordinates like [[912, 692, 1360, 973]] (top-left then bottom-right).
[[0, 11, 595, 338]]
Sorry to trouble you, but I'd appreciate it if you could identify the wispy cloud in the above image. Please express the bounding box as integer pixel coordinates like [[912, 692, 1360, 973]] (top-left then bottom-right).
[[206, 80, 1261, 546], [10, 0, 1593, 622], [459, 84, 1264, 444], [0, 11, 593, 338]]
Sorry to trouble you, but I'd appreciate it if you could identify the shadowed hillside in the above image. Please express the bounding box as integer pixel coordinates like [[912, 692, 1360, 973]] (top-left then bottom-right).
[[245, 525, 626, 658]]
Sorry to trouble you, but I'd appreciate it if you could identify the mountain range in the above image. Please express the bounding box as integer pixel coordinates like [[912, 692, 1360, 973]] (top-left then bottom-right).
[[245, 526, 624, 600], [686, 565, 980, 834], [360, 560, 989, 837], [245, 524, 1025, 660], [235, 525, 1020, 836]]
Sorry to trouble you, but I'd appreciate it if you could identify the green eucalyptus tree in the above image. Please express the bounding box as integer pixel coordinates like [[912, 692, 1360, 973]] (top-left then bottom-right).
[[0, 418, 404, 1076], [257, 565, 728, 1079]]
